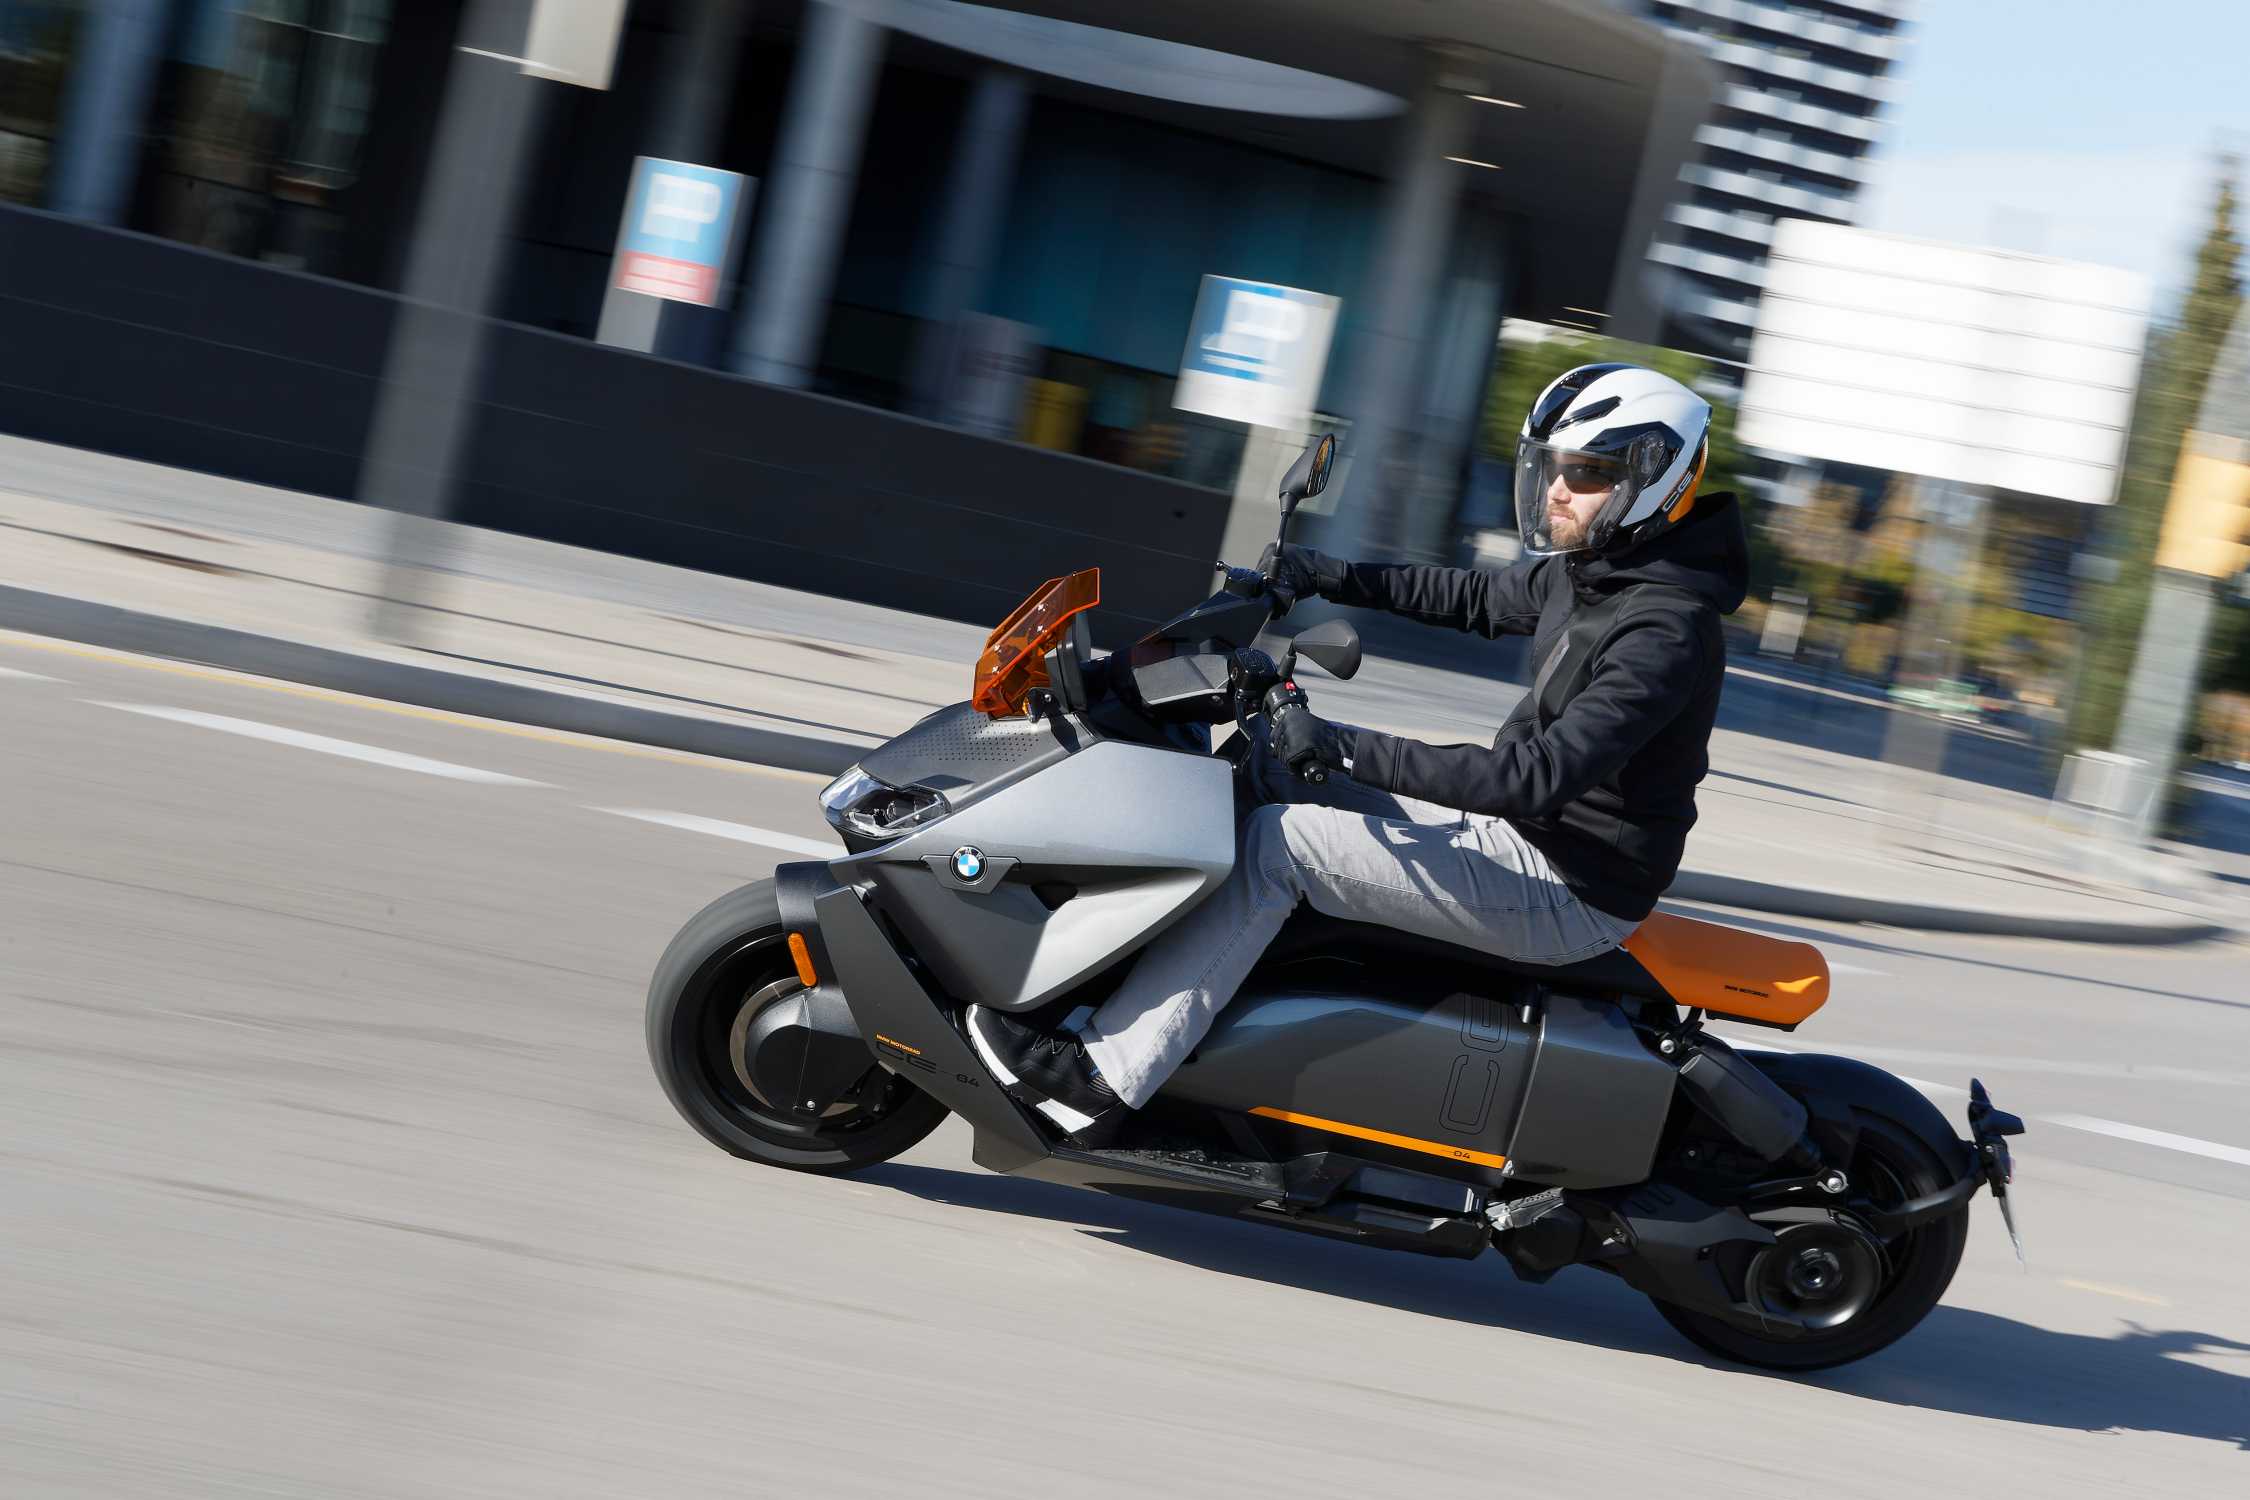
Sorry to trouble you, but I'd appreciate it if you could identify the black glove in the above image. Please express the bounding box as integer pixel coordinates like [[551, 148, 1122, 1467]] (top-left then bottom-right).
[[1271, 704, 1358, 781], [1256, 543, 1347, 617]]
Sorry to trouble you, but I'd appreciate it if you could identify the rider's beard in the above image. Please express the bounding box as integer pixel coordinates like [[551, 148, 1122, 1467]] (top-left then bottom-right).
[[1547, 508, 1587, 549]]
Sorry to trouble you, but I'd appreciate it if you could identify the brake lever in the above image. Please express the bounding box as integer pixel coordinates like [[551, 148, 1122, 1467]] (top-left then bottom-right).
[[1216, 563, 1270, 600]]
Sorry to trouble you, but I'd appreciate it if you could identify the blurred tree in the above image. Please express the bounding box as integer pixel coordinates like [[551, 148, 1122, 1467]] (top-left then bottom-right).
[[1951, 501, 2080, 706], [2066, 162, 2244, 753], [2202, 689, 2250, 765]]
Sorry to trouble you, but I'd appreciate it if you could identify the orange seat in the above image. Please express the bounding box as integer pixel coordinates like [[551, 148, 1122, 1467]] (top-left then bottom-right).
[[1620, 912, 1830, 1027]]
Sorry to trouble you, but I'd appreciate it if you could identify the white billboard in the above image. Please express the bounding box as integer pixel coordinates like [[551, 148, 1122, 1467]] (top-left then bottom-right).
[[1174, 276, 1340, 431], [520, 0, 629, 90], [1739, 222, 2151, 504]]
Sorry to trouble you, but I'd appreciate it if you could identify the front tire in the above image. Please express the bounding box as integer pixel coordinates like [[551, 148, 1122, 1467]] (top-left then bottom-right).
[[1651, 1112, 1969, 1370], [645, 880, 948, 1174]]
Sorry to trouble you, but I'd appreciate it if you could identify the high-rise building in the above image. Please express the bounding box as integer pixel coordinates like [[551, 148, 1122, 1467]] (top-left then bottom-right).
[[1638, 0, 1912, 364]]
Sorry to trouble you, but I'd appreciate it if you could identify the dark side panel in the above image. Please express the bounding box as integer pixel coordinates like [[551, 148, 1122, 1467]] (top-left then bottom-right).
[[812, 885, 1045, 1158], [1163, 983, 1535, 1186], [1157, 912, 1679, 1191], [1504, 992, 1676, 1187]]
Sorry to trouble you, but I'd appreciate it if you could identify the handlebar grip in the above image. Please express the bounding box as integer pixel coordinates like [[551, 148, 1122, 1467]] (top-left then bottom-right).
[[1219, 564, 1271, 602], [1265, 686, 1327, 783]]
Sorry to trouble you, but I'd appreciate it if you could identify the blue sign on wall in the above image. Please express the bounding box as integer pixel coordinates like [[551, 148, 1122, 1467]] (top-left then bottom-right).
[[1173, 275, 1339, 429], [611, 157, 749, 307]]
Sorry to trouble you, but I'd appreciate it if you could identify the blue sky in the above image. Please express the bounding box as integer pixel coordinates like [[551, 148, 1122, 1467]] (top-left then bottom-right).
[[1856, 0, 2246, 314]]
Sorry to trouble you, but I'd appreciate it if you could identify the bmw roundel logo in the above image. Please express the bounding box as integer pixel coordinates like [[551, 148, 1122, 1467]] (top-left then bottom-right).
[[951, 846, 986, 882]]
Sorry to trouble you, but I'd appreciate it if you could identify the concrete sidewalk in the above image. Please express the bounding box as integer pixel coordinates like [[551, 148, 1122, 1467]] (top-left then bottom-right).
[[0, 435, 2234, 944]]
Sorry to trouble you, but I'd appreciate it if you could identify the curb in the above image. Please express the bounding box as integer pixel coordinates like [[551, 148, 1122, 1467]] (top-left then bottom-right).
[[2, 583, 2226, 947], [1664, 870, 2227, 947], [0, 585, 866, 779]]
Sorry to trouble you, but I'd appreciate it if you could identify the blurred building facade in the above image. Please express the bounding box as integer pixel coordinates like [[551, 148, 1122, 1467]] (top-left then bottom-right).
[[3, 0, 1725, 614], [1636, 0, 1909, 363]]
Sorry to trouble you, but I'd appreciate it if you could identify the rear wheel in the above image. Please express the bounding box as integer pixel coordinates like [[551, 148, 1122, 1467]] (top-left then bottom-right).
[[645, 881, 948, 1174], [1650, 1113, 1969, 1370]]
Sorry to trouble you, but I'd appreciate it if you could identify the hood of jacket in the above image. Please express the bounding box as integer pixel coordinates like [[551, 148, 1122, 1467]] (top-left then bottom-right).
[[1568, 491, 1749, 614]]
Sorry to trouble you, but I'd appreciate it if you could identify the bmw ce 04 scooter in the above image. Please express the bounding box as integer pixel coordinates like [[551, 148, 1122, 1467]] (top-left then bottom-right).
[[646, 435, 2025, 1371]]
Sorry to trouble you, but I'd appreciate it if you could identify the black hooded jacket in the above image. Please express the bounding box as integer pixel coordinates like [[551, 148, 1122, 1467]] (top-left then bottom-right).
[[1339, 494, 1751, 923]]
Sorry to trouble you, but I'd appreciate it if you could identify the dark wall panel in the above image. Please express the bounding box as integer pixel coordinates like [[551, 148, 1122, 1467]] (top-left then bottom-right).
[[0, 206, 1227, 643]]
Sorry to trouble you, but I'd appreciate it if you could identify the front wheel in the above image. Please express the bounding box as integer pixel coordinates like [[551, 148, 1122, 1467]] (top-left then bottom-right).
[[645, 880, 948, 1174], [1651, 1112, 1969, 1370]]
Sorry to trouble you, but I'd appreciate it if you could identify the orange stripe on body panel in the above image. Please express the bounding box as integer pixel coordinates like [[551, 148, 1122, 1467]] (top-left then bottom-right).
[[1621, 912, 1829, 1026], [1250, 1106, 1508, 1170]]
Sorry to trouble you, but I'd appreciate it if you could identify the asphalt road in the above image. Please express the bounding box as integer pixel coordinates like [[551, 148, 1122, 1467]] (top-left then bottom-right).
[[5, 629, 2247, 1496]]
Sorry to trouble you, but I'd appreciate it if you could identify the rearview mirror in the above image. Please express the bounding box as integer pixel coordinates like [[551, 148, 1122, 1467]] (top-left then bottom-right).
[[1291, 619, 1361, 680], [1277, 433, 1337, 511]]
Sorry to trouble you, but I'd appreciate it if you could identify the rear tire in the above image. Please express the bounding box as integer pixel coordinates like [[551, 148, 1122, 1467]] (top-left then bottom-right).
[[645, 880, 948, 1175], [1650, 1113, 1969, 1370]]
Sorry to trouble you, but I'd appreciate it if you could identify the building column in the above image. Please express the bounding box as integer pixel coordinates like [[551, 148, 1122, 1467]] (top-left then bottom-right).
[[2113, 569, 2220, 840], [1395, 207, 1506, 560], [906, 66, 1031, 419], [1330, 55, 1474, 561], [1603, 36, 1722, 347], [364, 12, 553, 643], [47, 0, 171, 224], [729, 0, 887, 388]]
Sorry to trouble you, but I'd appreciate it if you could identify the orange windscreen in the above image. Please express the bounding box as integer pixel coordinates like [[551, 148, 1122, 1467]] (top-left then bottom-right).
[[972, 568, 1099, 717]]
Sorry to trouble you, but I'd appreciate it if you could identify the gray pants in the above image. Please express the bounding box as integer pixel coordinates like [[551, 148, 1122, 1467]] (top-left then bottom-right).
[[1081, 731, 1637, 1108]]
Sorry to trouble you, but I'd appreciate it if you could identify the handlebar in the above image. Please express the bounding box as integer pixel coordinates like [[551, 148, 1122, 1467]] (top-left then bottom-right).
[[1219, 640, 1325, 785]]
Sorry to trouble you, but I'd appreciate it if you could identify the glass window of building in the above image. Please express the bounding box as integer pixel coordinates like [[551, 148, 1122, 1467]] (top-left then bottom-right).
[[0, 0, 85, 205], [144, 0, 391, 270]]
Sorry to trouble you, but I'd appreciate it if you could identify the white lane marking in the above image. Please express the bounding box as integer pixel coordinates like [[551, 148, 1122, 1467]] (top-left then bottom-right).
[[1812, 1044, 2250, 1089], [93, 703, 551, 786], [593, 808, 844, 860], [2041, 1115, 2250, 1169], [0, 665, 63, 681], [1827, 960, 1885, 977]]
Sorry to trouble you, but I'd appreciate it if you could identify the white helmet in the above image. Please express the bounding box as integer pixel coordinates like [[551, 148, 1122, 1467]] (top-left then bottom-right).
[[1515, 363, 1712, 556]]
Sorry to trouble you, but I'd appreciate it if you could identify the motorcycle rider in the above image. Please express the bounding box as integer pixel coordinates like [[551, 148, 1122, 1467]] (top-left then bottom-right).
[[968, 362, 1750, 1146]]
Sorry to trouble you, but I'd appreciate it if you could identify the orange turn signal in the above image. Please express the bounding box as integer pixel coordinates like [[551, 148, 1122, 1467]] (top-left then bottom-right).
[[786, 932, 818, 988]]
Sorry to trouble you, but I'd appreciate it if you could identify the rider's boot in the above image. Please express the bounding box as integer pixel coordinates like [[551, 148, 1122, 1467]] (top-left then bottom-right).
[[964, 1006, 1126, 1148]]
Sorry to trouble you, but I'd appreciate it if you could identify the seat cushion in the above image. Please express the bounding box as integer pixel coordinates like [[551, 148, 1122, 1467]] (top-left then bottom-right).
[[1619, 912, 1829, 1027]]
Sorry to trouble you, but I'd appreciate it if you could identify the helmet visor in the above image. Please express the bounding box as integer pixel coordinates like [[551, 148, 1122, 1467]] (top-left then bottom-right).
[[1515, 441, 1634, 555]]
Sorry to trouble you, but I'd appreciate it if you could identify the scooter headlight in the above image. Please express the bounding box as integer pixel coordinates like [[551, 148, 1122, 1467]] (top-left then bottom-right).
[[819, 765, 951, 842]]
